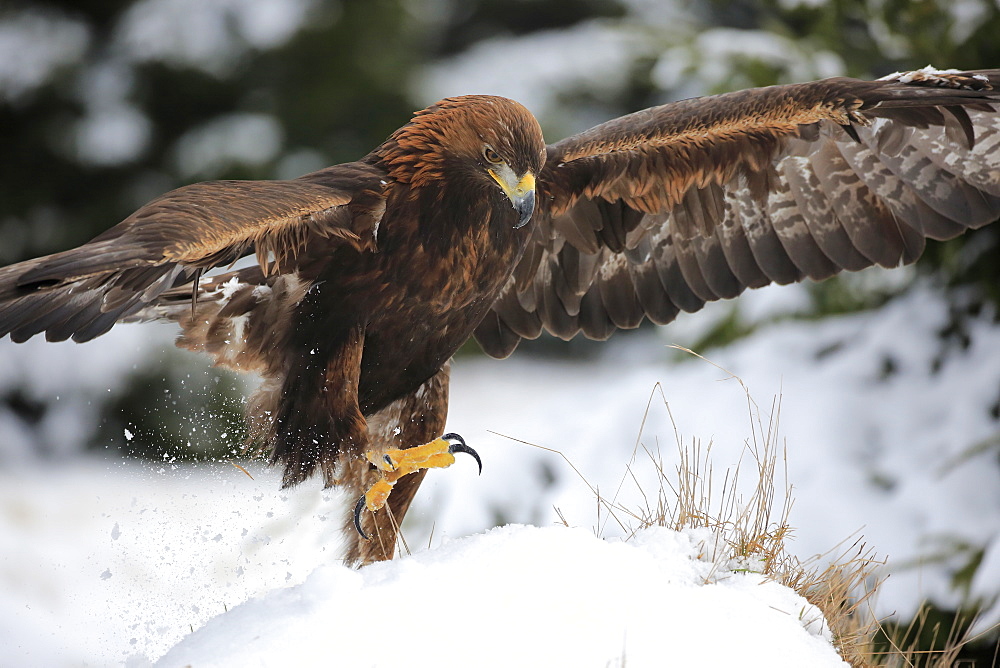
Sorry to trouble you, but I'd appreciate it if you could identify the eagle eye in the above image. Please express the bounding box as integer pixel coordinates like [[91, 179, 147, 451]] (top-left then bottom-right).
[[483, 145, 503, 165]]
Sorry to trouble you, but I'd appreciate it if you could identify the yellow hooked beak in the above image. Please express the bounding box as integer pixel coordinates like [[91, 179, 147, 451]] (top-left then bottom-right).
[[489, 167, 536, 228]]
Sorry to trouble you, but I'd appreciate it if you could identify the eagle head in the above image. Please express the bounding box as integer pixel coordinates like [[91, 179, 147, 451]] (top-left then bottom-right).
[[376, 95, 546, 228]]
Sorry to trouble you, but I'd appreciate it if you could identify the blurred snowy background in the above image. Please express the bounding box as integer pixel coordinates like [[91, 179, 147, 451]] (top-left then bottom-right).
[[1, 0, 999, 664]]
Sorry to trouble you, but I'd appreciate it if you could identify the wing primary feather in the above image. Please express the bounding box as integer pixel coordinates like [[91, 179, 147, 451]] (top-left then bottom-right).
[[691, 230, 743, 300], [729, 171, 804, 285], [577, 288, 615, 340], [768, 158, 839, 280], [839, 123, 862, 143], [653, 238, 708, 314], [712, 186, 772, 289], [857, 123, 1000, 231], [6, 293, 75, 342], [45, 298, 108, 343], [942, 106, 976, 149], [904, 109, 1000, 197], [472, 310, 522, 359], [628, 261, 681, 325], [190, 268, 203, 316], [551, 204, 602, 254], [498, 283, 543, 339], [824, 142, 900, 263], [596, 259, 644, 329], [804, 142, 878, 270]]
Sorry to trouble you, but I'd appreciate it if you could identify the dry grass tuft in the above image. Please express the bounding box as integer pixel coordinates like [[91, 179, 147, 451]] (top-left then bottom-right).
[[490, 348, 994, 664], [869, 604, 999, 667], [622, 388, 882, 666], [565, 348, 989, 667]]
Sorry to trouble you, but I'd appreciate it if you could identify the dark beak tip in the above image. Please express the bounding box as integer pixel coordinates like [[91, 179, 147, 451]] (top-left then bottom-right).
[[514, 191, 536, 229]]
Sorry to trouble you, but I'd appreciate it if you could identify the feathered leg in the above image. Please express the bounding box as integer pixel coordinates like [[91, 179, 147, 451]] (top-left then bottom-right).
[[341, 363, 451, 567], [243, 322, 369, 488]]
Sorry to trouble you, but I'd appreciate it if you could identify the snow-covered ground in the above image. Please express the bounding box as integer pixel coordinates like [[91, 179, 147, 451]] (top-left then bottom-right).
[[158, 525, 846, 668], [0, 460, 339, 666], [1, 281, 998, 665]]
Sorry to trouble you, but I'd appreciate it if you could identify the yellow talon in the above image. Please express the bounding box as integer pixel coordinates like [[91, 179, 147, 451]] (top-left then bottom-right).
[[362, 437, 460, 512], [366, 439, 458, 478], [364, 479, 394, 513], [353, 433, 482, 539]]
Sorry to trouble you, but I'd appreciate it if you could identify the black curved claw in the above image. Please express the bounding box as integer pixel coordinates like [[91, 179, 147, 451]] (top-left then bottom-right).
[[353, 495, 370, 540], [443, 432, 482, 475]]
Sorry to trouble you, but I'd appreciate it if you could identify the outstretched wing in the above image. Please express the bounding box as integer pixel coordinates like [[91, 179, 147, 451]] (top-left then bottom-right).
[[0, 163, 388, 343], [474, 69, 1000, 358]]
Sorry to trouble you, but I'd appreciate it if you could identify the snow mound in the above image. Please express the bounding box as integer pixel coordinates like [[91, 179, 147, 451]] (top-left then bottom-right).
[[155, 525, 845, 667]]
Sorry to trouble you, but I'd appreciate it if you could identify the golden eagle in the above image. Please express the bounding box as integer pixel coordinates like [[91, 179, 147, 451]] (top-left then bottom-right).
[[1, 68, 999, 565]]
